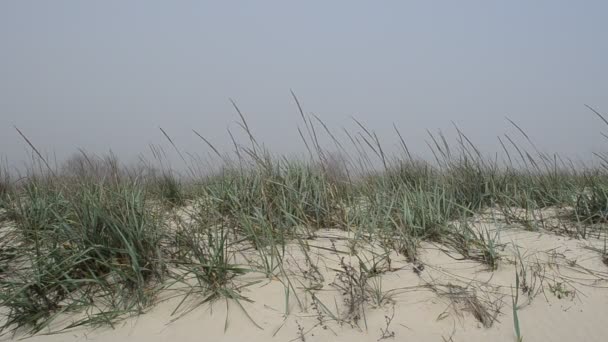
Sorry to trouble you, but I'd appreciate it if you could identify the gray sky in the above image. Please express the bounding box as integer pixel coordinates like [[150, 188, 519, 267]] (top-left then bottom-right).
[[1, 1, 607, 169]]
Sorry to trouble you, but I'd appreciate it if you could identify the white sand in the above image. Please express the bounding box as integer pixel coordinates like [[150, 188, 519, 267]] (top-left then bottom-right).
[[3, 211, 608, 342]]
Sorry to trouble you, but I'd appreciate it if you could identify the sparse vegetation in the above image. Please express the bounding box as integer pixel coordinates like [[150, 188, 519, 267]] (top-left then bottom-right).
[[1, 104, 608, 339]]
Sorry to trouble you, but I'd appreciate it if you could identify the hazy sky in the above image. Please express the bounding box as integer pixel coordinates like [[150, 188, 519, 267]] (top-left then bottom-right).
[[1, 1, 607, 168]]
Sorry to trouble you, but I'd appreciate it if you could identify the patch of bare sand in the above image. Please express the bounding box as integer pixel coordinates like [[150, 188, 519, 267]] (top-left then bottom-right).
[[5, 218, 608, 342]]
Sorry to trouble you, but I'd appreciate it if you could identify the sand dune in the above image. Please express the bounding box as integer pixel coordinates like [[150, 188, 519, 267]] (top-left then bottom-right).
[[7, 209, 608, 342]]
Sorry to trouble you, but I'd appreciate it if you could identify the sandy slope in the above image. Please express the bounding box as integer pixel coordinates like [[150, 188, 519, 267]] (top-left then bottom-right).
[[3, 213, 608, 342]]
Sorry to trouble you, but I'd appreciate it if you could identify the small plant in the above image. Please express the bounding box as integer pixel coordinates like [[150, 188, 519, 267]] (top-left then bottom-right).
[[171, 220, 249, 317], [310, 294, 328, 330], [330, 256, 369, 326], [574, 181, 608, 225], [430, 282, 501, 329], [378, 307, 396, 340], [329, 249, 395, 329], [548, 282, 574, 300], [296, 320, 306, 342], [157, 172, 184, 207], [368, 277, 393, 307], [443, 220, 502, 270], [513, 245, 545, 305]]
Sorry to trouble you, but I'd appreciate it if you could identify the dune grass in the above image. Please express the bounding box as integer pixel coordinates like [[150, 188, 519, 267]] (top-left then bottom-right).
[[0, 176, 166, 334], [1, 104, 607, 336]]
